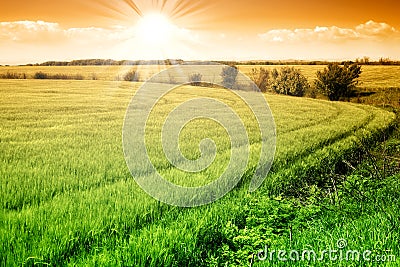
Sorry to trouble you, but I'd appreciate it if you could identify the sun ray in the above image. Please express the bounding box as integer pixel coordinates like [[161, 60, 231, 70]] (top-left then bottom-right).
[[99, 0, 214, 68], [160, 0, 168, 12], [123, 0, 143, 17], [170, 0, 194, 19]]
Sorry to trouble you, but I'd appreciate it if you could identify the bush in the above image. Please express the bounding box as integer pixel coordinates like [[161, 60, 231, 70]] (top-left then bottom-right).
[[315, 63, 362, 101], [0, 72, 27, 79], [33, 72, 84, 80], [34, 72, 48, 79], [250, 67, 270, 92], [221, 65, 238, 89], [188, 73, 203, 86], [270, 67, 309, 97], [123, 70, 140, 82]]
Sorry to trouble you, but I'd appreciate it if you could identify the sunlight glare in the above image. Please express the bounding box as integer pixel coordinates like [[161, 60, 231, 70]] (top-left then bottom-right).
[[136, 13, 175, 45]]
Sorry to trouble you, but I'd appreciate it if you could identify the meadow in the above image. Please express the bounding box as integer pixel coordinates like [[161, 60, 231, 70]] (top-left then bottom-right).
[[1, 65, 400, 89], [0, 73, 399, 266]]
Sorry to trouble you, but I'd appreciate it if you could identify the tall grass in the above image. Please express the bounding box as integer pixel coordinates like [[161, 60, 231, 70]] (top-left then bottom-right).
[[0, 79, 396, 266]]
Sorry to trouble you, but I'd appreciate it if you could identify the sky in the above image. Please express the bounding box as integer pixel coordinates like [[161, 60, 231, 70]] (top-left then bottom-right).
[[1, 0, 399, 64]]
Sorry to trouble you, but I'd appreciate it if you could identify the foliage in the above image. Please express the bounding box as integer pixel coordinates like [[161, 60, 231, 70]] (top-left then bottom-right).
[[269, 67, 309, 97], [221, 65, 238, 88], [36, 59, 185, 66], [249, 67, 270, 92], [123, 69, 140, 82], [315, 63, 362, 101], [209, 196, 322, 266], [33, 72, 84, 80], [33, 71, 48, 79], [188, 72, 203, 86], [0, 72, 26, 79], [209, 126, 400, 266]]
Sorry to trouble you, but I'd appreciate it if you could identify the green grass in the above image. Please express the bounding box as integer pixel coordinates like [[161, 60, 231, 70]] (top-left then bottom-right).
[[0, 79, 396, 266], [215, 127, 400, 267]]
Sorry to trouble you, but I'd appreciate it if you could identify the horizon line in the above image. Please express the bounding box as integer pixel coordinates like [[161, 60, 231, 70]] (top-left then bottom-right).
[[1, 57, 399, 66]]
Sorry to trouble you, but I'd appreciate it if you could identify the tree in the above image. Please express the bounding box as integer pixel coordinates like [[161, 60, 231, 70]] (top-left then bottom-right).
[[315, 63, 362, 101], [250, 67, 270, 92], [270, 67, 309, 97], [221, 65, 238, 89]]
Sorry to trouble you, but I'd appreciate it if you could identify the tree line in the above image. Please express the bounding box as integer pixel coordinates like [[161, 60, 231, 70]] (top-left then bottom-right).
[[4, 58, 399, 67], [21, 59, 185, 67]]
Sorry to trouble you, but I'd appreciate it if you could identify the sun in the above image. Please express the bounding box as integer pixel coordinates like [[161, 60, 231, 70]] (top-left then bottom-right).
[[136, 13, 175, 45]]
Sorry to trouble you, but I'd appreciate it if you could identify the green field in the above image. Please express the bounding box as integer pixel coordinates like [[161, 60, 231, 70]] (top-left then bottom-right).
[[0, 77, 398, 266]]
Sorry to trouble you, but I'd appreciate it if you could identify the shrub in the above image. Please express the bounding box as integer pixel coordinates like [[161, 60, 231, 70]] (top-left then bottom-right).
[[250, 67, 270, 92], [315, 63, 362, 101], [33, 72, 84, 80], [0, 72, 27, 79], [123, 70, 140, 82], [270, 67, 309, 97], [34, 72, 48, 79], [188, 72, 203, 86], [221, 65, 238, 89]]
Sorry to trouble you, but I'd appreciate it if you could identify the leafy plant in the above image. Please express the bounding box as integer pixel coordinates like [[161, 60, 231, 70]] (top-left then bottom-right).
[[221, 65, 238, 89], [123, 69, 140, 82], [250, 67, 270, 92], [188, 72, 203, 86], [315, 63, 362, 101], [270, 67, 309, 97], [34, 71, 48, 79]]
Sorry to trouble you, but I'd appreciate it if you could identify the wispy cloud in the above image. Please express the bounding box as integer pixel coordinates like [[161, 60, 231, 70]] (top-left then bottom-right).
[[0, 21, 63, 43], [0, 20, 134, 44], [258, 21, 399, 43]]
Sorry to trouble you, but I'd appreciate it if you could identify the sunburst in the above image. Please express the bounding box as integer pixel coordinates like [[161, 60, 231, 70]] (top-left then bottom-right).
[[135, 12, 175, 45]]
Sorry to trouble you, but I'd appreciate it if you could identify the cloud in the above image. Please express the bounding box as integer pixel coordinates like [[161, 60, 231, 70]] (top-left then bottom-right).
[[0, 20, 135, 44], [258, 21, 399, 43], [0, 20, 195, 45], [0, 20, 199, 64], [0, 21, 63, 42], [355, 20, 398, 38], [65, 26, 134, 45]]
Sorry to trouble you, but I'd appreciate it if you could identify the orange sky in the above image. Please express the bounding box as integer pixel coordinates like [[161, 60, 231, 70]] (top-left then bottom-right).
[[1, 0, 399, 64]]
